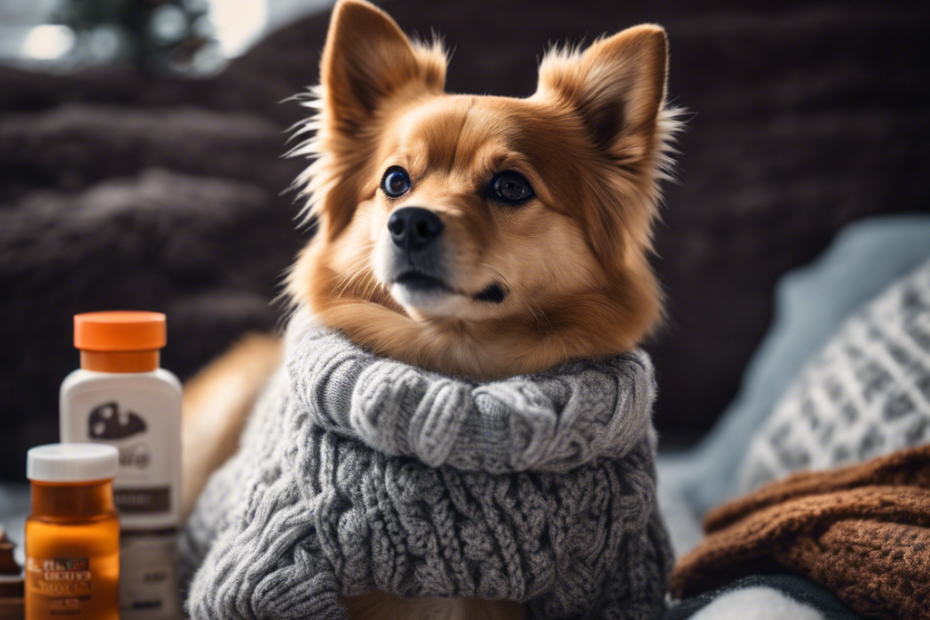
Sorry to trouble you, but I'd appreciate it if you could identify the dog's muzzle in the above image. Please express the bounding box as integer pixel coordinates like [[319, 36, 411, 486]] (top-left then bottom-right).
[[384, 206, 507, 305]]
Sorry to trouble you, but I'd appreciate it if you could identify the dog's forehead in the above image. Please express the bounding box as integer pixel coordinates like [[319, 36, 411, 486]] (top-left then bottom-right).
[[391, 95, 552, 172]]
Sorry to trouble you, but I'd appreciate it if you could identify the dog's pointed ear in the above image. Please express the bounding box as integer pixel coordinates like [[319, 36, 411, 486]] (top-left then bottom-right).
[[321, 0, 446, 133], [537, 25, 668, 157]]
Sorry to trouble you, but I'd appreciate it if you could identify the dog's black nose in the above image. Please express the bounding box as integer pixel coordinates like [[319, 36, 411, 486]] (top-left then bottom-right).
[[388, 207, 443, 251]]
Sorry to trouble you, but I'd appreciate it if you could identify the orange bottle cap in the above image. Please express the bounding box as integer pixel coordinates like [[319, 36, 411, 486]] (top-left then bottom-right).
[[74, 311, 167, 352]]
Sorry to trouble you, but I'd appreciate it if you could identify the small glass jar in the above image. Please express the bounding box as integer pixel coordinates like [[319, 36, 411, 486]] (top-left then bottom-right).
[[25, 444, 119, 620]]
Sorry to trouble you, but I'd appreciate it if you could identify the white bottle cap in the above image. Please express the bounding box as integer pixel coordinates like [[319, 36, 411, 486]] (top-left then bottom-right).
[[27, 444, 118, 483]]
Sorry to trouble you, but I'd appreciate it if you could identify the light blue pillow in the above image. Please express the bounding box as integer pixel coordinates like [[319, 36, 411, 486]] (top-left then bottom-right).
[[657, 215, 930, 556]]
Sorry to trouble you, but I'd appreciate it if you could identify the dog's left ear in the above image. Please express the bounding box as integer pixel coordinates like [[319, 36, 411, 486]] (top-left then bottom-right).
[[537, 25, 668, 157], [305, 0, 446, 239]]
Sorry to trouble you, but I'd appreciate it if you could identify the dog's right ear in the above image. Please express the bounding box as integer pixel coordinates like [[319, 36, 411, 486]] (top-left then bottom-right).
[[321, 0, 446, 135]]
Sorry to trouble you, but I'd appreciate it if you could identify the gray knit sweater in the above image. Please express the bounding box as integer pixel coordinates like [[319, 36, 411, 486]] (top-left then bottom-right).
[[181, 309, 672, 620]]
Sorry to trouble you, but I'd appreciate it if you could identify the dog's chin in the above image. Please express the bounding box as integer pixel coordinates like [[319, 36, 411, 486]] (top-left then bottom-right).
[[387, 276, 509, 319], [390, 277, 455, 312], [391, 282, 460, 314]]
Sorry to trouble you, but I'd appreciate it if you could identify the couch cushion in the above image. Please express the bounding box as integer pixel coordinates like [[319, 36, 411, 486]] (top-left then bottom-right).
[[739, 257, 930, 491], [658, 216, 930, 555]]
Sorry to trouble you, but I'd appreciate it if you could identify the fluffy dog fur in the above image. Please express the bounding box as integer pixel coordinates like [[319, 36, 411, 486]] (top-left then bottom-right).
[[286, 0, 679, 380], [182, 1, 680, 618]]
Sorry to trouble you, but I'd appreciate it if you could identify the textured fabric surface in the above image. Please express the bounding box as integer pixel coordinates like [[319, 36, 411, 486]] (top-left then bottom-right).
[[181, 309, 671, 620], [671, 444, 930, 620], [739, 259, 930, 491], [2, 1, 929, 480], [664, 572, 862, 620], [657, 216, 930, 550], [283, 311, 658, 474]]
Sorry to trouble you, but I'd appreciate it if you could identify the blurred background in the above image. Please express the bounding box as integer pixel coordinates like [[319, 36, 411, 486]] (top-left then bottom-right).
[[0, 0, 927, 486]]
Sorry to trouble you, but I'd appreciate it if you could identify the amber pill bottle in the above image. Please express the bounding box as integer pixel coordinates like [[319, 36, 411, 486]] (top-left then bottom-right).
[[25, 444, 120, 620]]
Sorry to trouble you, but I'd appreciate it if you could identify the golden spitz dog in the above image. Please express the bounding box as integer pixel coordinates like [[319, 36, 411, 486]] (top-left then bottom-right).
[[182, 1, 680, 618]]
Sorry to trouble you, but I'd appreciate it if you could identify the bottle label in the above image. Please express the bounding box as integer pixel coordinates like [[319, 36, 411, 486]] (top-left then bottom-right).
[[26, 557, 92, 600], [118, 532, 181, 619], [26, 557, 98, 618], [25, 550, 119, 619], [114, 487, 171, 513], [61, 379, 180, 530]]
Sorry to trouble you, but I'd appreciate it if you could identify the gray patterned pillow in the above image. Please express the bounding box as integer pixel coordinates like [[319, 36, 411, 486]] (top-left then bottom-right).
[[739, 258, 930, 492]]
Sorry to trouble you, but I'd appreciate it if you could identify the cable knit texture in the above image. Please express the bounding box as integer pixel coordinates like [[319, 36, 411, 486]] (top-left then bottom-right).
[[180, 308, 671, 619]]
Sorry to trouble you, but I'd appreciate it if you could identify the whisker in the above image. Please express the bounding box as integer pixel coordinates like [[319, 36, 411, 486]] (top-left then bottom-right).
[[333, 255, 372, 288], [331, 244, 378, 298], [335, 270, 366, 299], [362, 276, 385, 303]]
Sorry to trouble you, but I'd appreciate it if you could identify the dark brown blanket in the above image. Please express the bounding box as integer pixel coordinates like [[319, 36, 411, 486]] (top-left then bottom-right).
[[671, 445, 930, 620], [1, 0, 928, 478]]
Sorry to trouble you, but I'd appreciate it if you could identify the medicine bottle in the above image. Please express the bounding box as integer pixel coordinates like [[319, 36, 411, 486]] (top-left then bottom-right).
[[60, 311, 182, 618], [25, 443, 119, 620]]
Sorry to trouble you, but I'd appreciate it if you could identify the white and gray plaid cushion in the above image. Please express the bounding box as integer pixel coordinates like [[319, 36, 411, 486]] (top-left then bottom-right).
[[739, 258, 930, 492]]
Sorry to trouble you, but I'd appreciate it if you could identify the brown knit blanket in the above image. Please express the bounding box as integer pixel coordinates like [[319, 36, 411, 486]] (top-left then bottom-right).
[[670, 444, 930, 620]]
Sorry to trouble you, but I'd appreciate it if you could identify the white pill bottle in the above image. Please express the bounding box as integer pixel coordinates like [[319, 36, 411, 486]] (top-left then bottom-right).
[[60, 311, 182, 620]]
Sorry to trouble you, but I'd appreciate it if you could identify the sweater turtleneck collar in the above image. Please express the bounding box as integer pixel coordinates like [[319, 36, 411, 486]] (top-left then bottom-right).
[[285, 307, 657, 474]]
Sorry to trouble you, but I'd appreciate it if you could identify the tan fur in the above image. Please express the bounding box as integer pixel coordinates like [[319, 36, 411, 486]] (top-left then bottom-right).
[[183, 0, 680, 617], [286, 0, 680, 380], [180, 334, 281, 518]]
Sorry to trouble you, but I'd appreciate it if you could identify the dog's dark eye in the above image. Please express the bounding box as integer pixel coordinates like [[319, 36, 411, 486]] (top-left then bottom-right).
[[490, 172, 533, 205], [381, 167, 411, 198]]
